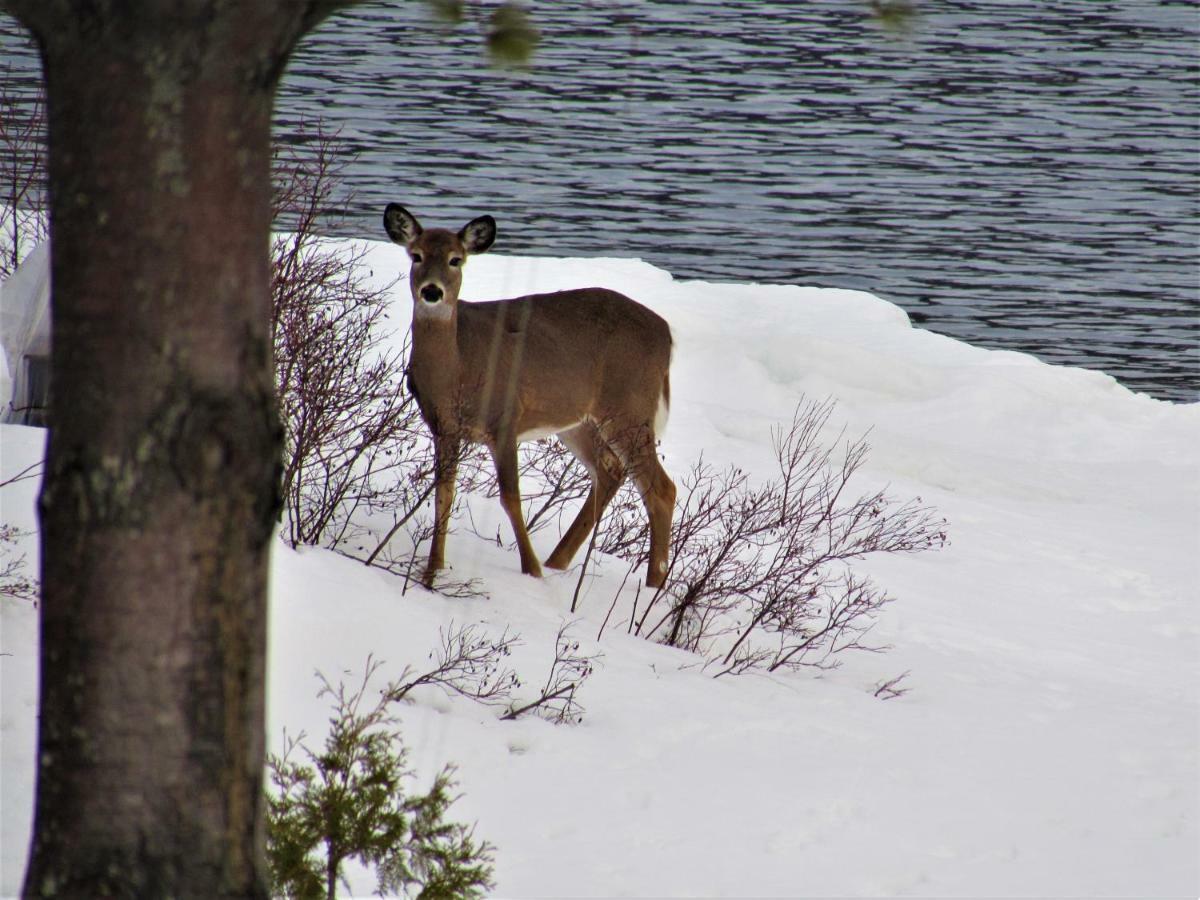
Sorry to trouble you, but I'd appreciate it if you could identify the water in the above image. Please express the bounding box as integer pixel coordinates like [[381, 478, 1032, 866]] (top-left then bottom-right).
[[4, 1, 1198, 400]]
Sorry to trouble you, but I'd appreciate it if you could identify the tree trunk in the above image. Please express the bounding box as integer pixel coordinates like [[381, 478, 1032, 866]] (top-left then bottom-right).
[[1, 2, 348, 896]]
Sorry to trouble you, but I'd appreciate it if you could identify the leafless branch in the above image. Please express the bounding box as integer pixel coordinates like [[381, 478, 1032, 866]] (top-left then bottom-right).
[[501, 623, 598, 725], [383, 623, 521, 706], [270, 119, 430, 551], [0, 64, 47, 278], [874, 671, 912, 700], [0, 524, 38, 606], [594, 397, 946, 678], [0, 460, 43, 490]]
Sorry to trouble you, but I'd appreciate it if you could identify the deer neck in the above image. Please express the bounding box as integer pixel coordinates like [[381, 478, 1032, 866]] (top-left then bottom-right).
[[409, 309, 465, 434]]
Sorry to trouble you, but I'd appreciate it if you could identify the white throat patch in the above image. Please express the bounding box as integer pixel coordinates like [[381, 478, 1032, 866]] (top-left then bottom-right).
[[413, 299, 453, 321]]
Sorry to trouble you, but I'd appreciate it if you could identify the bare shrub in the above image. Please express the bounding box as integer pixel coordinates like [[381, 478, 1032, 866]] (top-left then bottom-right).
[[384, 623, 521, 706], [271, 122, 430, 549], [383, 621, 597, 725], [1, 523, 38, 606], [445, 399, 943, 682], [459, 423, 658, 569], [0, 462, 42, 607], [481, 438, 592, 536], [501, 623, 599, 724], [593, 398, 946, 676], [0, 64, 47, 278], [361, 503, 489, 600], [594, 483, 653, 561]]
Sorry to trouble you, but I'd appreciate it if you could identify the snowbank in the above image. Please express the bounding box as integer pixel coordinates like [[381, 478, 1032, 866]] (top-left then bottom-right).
[[2, 243, 1197, 896]]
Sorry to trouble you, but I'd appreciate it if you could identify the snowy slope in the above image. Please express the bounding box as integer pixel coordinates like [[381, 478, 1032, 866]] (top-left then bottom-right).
[[2, 243, 1197, 897]]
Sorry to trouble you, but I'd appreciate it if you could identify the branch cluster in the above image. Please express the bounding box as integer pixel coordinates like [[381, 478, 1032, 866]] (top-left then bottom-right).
[[498, 438, 592, 536], [384, 623, 521, 707], [603, 398, 947, 676], [0, 523, 38, 607], [454, 436, 592, 544], [383, 621, 599, 725], [501, 623, 598, 725], [271, 122, 431, 550], [454, 399, 945, 679], [0, 65, 46, 278]]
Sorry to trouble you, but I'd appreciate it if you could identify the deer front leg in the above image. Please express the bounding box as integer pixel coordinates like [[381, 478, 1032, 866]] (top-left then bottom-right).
[[490, 438, 543, 578], [424, 435, 459, 588]]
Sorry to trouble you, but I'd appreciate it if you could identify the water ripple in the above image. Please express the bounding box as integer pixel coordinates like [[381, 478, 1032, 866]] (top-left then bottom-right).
[[1, 0, 1196, 400]]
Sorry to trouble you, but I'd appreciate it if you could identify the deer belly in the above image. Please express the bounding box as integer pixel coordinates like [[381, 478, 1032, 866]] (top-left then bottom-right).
[[516, 421, 579, 444]]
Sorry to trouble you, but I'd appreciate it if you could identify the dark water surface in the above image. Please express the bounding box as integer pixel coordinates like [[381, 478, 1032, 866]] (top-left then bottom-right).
[[3, 2, 1198, 400]]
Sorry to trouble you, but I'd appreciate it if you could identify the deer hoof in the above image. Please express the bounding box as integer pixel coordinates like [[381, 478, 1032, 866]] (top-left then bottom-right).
[[645, 561, 668, 589]]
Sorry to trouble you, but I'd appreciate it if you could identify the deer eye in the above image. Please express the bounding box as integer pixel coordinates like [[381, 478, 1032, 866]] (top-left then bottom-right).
[[449, 257, 463, 267], [410, 252, 423, 264]]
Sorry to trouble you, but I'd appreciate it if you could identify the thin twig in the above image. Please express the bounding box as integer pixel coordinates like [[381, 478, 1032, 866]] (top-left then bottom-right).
[[364, 480, 434, 567]]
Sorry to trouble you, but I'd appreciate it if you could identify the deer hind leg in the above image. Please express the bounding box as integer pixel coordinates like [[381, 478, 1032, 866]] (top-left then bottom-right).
[[623, 426, 676, 589], [490, 437, 543, 578], [545, 424, 624, 572], [425, 435, 460, 588]]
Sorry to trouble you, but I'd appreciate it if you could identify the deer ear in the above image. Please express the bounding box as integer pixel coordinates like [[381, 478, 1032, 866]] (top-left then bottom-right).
[[384, 204, 422, 247], [459, 215, 496, 255]]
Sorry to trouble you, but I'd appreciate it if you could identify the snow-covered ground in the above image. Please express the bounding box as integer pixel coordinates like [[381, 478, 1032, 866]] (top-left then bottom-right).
[[2, 241, 1197, 897]]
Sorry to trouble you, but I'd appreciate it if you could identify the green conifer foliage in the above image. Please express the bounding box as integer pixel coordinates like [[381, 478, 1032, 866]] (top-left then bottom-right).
[[266, 662, 495, 899]]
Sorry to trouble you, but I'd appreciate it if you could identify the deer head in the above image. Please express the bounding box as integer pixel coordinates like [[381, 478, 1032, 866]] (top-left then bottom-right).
[[384, 204, 495, 319]]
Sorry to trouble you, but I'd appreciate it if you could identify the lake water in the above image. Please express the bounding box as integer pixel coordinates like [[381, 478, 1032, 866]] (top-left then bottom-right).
[[3, 1, 1198, 401]]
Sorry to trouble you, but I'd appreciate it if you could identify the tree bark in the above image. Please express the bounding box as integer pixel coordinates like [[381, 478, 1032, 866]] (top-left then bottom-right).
[[0, 2, 352, 896]]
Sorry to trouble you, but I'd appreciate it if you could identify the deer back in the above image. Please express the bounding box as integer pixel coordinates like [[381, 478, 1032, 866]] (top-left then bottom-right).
[[453, 288, 672, 442]]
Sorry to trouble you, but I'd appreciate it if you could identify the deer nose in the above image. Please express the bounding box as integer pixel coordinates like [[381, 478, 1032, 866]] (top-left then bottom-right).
[[420, 284, 443, 304]]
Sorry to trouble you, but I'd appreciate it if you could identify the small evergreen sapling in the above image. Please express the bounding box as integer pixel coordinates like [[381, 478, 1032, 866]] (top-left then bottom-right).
[[266, 660, 494, 899]]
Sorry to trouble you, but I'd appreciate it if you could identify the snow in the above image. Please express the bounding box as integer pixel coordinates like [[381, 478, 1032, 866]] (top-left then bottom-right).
[[2, 241, 1198, 897]]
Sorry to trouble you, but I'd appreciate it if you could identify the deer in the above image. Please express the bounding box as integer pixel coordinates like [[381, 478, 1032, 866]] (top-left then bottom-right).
[[383, 204, 676, 591]]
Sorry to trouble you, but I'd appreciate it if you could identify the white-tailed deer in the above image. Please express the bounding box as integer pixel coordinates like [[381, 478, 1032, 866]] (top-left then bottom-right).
[[383, 204, 676, 590]]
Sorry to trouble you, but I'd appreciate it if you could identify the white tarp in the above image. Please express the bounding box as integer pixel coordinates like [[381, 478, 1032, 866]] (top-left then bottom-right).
[[0, 242, 50, 423]]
